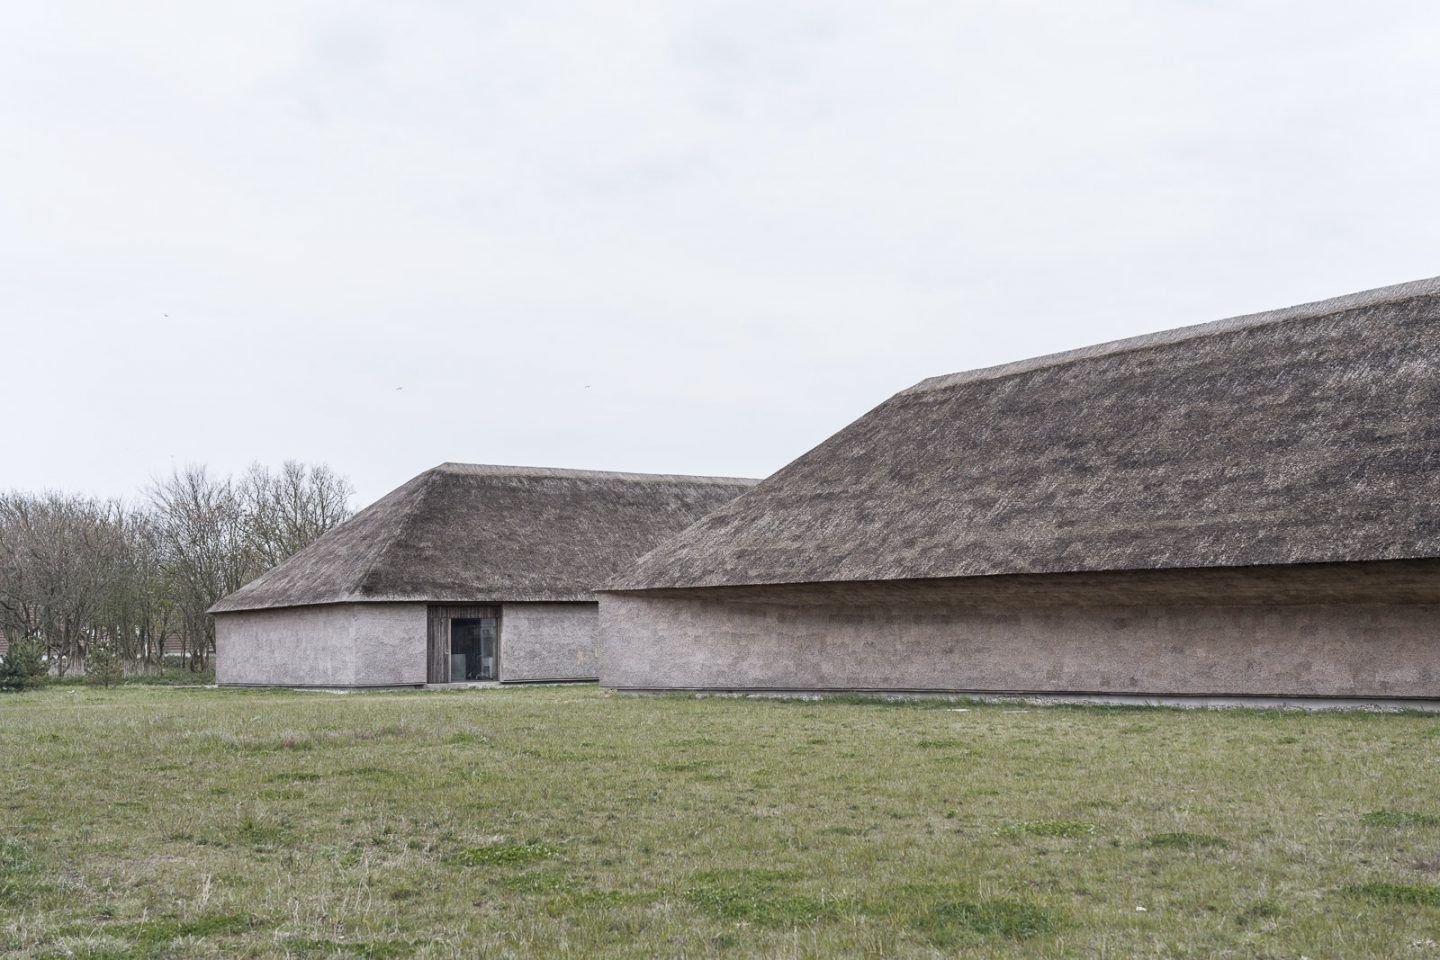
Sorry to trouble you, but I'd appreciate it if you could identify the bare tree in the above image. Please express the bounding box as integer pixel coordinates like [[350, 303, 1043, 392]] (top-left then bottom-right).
[[239, 461, 354, 569], [0, 492, 126, 674], [95, 507, 174, 670], [0, 462, 352, 678], [148, 466, 252, 671], [0, 495, 42, 645]]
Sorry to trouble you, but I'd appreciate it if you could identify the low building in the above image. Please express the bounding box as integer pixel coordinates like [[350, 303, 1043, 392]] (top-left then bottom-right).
[[211, 464, 755, 687], [600, 277, 1440, 703]]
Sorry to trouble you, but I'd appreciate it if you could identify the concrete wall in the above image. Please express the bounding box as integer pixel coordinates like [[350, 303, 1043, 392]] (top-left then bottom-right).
[[600, 594, 1440, 699], [217, 603, 427, 687], [500, 602, 599, 682]]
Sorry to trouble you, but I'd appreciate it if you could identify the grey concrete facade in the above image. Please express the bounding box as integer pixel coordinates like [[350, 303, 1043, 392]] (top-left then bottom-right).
[[216, 600, 598, 687], [599, 593, 1440, 700], [216, 603, 427, 687], [498, 602, 600, 682]]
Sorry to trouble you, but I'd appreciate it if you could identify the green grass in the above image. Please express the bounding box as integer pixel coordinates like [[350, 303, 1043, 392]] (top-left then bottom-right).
[[448, 841, 557, 866], [1344, 881, 1440, 907], [2, 686, 1440, 957], [903, 888, 1058, 944], [1364, 809, 1440, 829], [997, 818, 1097, 838], [1141, 831, 1228, 849], [45, 667, 215, 687]]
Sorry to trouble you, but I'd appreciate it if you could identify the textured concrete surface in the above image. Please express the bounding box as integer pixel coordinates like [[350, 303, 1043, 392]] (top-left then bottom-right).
[[499, 602, 599, 682], [600, 594, 1440, 699], [217, 603, 427, 687], [666, 690, 1440, 712]]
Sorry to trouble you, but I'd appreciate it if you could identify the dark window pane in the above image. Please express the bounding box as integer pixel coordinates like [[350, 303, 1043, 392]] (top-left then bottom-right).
[[450, 618, 497, 681]]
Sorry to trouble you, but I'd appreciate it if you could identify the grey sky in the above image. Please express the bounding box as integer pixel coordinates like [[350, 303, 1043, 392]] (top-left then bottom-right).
[[4, 2, 1439, 506]]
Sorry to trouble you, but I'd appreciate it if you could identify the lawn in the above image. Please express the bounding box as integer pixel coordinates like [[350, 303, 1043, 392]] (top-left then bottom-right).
[[3, 686, 1440, 958]]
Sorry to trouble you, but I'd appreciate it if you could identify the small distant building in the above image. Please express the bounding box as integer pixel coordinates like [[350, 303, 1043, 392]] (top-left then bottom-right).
[[211, 464, 755, 687], [600, 278, 1440, 702]]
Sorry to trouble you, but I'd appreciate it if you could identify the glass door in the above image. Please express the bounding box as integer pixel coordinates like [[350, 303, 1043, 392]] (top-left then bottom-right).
[[450, 618, 498, 681]]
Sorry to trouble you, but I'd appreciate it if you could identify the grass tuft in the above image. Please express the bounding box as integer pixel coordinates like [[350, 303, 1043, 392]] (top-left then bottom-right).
[[658, 760, 717, 773], [1235, 898, 1284, 925], [280, 938, 415, 958], [110, 911, 263, 949], [908, 895, 1058, 944], [684, 869, 843, 927], [233, 817, 291, 849], [449, 841, 557, 867], [493, 869, 579, 895], [1362, 810, 1440, 828], [1343, 881, 1440, 906], [0, 837, 47, 906], [1142, 831, 1228, 850], [999, 819, 1097, 839]]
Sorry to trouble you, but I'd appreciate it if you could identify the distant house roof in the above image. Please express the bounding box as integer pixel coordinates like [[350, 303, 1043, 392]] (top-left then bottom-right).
[[611, 276, 1440, 591], [211, 464, 757, 613]]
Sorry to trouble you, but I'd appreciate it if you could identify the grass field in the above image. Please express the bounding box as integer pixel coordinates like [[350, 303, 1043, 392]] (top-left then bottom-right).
[[3, 685, 1440, 958]]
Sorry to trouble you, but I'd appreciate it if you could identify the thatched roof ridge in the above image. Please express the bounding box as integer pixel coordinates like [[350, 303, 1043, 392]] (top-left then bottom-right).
[[906, 275, 1440, 395], [612, 276, 1440, 591], [211, 464, 756, 612], [430, 462, 759, 485]]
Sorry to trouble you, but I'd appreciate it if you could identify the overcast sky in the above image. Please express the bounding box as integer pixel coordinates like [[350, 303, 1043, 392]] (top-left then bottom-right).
[[4, 2, 1439, 506]]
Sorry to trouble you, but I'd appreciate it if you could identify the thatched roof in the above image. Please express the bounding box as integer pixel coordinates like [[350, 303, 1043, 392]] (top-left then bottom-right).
[[612, 277, 1440, 591], [212, 464, 756, 612]]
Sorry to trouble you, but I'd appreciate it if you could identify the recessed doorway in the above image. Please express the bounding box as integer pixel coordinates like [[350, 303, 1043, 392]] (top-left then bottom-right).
[[427, 605, 501, 683]]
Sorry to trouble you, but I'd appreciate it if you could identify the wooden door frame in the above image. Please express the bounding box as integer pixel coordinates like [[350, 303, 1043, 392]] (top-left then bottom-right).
[[426, 605, 501, 683]]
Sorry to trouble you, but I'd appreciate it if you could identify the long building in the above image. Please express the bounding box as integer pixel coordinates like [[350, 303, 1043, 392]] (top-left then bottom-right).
[[600, 278, 1440, 702]]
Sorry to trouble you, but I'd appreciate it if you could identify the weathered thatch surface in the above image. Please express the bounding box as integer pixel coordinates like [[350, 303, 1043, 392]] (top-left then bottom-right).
[[212, 465, 756, 612], [613, 277, 1440, 590], [619, 559, 1440, 607]]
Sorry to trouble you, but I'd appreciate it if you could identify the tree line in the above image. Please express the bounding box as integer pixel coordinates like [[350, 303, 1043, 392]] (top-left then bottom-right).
[[0, 462, 352, 677]]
